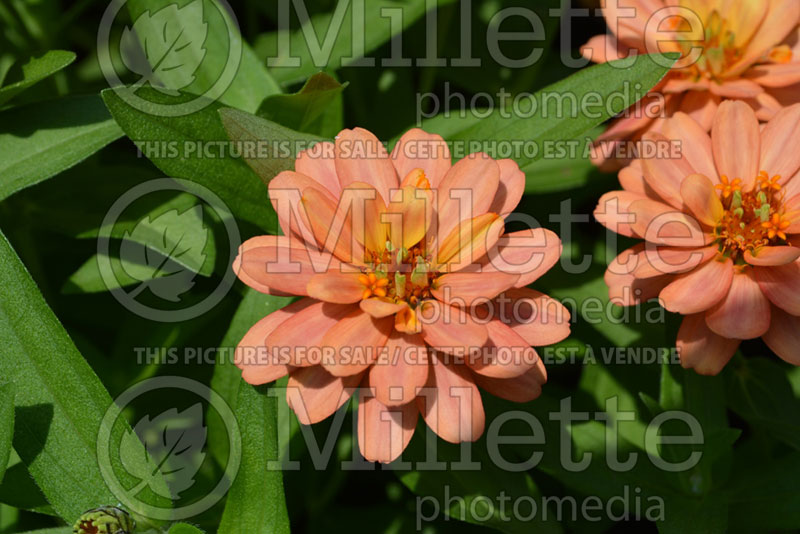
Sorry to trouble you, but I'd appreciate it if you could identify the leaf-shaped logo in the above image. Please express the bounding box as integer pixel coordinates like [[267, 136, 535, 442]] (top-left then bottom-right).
[[119, 205, 209, 302], [120, 0, 208, 94], [120, 403, 207, 500]]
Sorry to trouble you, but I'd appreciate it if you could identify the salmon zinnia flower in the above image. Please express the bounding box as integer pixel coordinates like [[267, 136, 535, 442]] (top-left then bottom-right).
[[582, 0, 800, 169], [233, 128, 570, 462], [596, 100, 800, 374]]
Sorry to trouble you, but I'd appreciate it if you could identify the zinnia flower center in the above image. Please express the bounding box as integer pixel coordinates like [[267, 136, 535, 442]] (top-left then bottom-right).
[[672, 10, 744, 81], [359, 243, 436, 306], [714, 171, 791, 260]]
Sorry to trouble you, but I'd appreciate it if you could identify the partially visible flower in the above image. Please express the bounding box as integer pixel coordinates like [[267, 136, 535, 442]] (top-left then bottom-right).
[[596, 100, 800, 374], [582, 0, 800, 169], [233, 128, 570, 462], [72, 507, 134, 534]]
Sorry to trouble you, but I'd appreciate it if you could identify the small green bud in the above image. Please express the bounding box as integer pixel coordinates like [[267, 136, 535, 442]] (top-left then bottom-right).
[[395, 273, 407, 298], [731, 190, 742, 208], [410, 263, 428, 287], [759, 204, 771, 222], [73, 507, 134, 534]]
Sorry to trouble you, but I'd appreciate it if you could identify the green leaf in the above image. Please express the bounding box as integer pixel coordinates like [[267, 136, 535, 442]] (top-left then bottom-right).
[[0, 94, 123, 202], [0, 227, 169, 525], [0, 455, 55, 516], [218, 106, 324, 184], [15, 528, 72, 534], [257, 72, 346, 137], [122, 403, 207, 500], [209, 289, 292, 534], [657, 493, 728, 534], [422, 54, 677, 169], [727, 357, 800, 451], [217, 383, 291, 534], [0, 50, 76, 107], [125, 0, 281, 112], [399, 435, 562, 534], [520, 128, 601, 194], [101, 87, 281, 232], [728, 451, 800, 531], [62, 252, 166, 294], [255, 0, 456, 86], [117, 205, 210, 299], [167, 523, 205, 534], [0, 383, 13, 483]]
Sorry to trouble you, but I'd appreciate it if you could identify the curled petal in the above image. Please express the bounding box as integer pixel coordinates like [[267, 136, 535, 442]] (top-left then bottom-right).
[[605, 244, 673, 306], [360, 298, 408, 318], [436, 213, 504, 271], [417, 353, 485, 443], [679, 91, 719, 132], [471, 360, 547, 403], [660, 111, 718, 182], [594, 191, 645, 238], [390, 128, 451, 188], [269, 171, 335, 242], [320, 309, 393, 377], [335, 127, 398, 202], [492, 287, 571, 347], [634, 245, 717, 279], [287, 366, 363, 425], [709, 79, 764, 99], [419, 299, 488, 355], [706, 270, 771, 339], [236, 298, 315, 384], [466, 319, 539, 379], [747, 62, 800, 88], [580, 33, 635, 63], [744, 246, 800, 267], [629, 198, 711, 247], [759, 103, 800, 182], [370, 332, 429, 406], [307, 271, 366, 304], [265, 302, 357, 367], [432, 271, 519, 307], [358, 383, 419, 463], [680, 173, 723, 227], [436, 153, 500, 242], [640, 131, 696, 208], [488, 159, 525, 217], [302, 186, 364, 264], [618, 160, 657, 196], [235, 242, 341, 296], [763, 306, 800, 365], [676, 314, 740, 376], [754, 260, 800, 314], [295, 141, 341, 196], [476, 228, 562, 288], [386, 184, 432, 250], [711, 101, 760, 191], [659, 257, 734, 314]]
